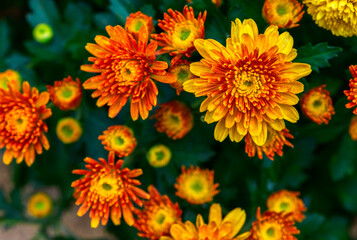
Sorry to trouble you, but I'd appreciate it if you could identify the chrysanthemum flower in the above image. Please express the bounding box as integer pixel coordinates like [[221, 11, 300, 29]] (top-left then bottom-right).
[[300, 85, 335, 124], [184, 18, 311, 146], [56, 117, 82, 144], [168, 59, 195, 95], [0, 69, 22, 91], [151, 5, 206, 61], [98, 125, 137, 158], [263, 0, 305, 28], [174, 166, 219, 205], [27, 192, 52, 218], [266, 190, 307, 222], [146, 144, 172, 168], [248, 207, 299, 240], [245, 127, 293, 160], [0, 81, 51, 166], [133, 185, 182, 239], [161, 203, 249, 240], [125, 11, 154, 40], [344, 65, 357, 114], [81, 25, 175, 120], [151, 101, 193, 140], [349, 116, 357, 140], [71, 151, 150, 228], [47, 76, 82, 111]]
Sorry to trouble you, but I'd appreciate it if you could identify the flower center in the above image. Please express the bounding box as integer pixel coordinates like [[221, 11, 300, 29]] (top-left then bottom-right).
[[313, 100, 322, 108], [61, 87, 73, 98], [267, 227, 275, 236], [234, 71, 262, 97], [172, 23, 199, 50], [180, 28, 191, 41], [114, 136, 125, 146], [155, 150, 165, 161], [276, 5, 287, 16], [116, 60, 145, 83], [91, 173, 123, 200], [35, 201, 45, 210], [177, 69, 189, 81], [6, 107, 33, 137], [102, 182, 113, 191], [260, 223, 282, 240], [134, 20, 144, 31], [61, 125, 74, 138], [190, 180, 203, 192], [279, 202, 289, 211]]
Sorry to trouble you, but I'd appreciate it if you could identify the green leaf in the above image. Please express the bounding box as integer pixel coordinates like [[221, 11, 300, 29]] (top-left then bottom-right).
[[296, 42, 342, 73], [170, 141, 215, 166], [338, 175, 357, 213], [0, 21, 10, 58], [109, 0, 132, 25], [27, 0, 61, 28]]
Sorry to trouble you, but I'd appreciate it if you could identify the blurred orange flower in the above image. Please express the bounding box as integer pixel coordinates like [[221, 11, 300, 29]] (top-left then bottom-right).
[[168, 59, 195, 95], [263, 0, 304, 28], [0, 69, 22, 91], [349, 116, 357, 141], [125, 11, 154, 40]]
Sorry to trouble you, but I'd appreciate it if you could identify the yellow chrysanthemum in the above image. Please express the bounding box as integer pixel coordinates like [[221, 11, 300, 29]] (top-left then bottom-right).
[[0, 69, 22, 91], [263, 0, 305, 28], [56, 117, 82, 144], [184, 18, 311, 146], [125, 11, 154, 40], [349, 116, 357, 140], [169, 59, 195, 95], [174, 166, 219, 205], [147, 144, 171, 168], [303, 0, 357, 37], [27, 192, 52, 218], [161, 203, 249, 240]]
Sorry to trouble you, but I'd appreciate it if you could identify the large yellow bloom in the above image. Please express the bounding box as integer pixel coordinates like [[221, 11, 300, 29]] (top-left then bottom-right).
[[184, 18, 311, 146]]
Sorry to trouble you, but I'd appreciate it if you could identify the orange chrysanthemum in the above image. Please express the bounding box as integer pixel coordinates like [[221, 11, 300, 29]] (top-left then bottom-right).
[[98, 125, 137, 158], [151, 5, 206, 61], [0, 69, 22, 91], [81, 25, 175, 120], [133, 185, 182, 239], [125, 11, 154, 40], [47, 76, 82, 111], [267, 190, 307, 222], [184, 18, 311, 146], [0, 81, 51, 166], [245, 127, 293, 160], [345, 65, 357, 115], [71, 151, 150, 228], [151, 101, 193, 140], [248, 207, 299, 240], [56, 117, 82, 144], [174, 166, 219, 205], [349, 116, 357, 140], [300, 85, 335, 124], [168, 59, 195, 95], [263, 0, 304, 29]]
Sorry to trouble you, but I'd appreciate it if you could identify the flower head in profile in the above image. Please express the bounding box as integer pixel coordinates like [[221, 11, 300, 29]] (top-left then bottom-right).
[[184, 18, 311, 146], [0, 81, 51, 166], [47, 76, 82, 111], [152, 101, 193, 140], [248, 207, 299, 240], [98, 125, 137, 158], [81, 25, 175, 120], [27, 192, 52, 218], [0, 69, 22, 91], [300, 85, 335, 124], [125, 11, 154, 40], [267, 190, 307, 222], [134, 185, 182, 239], [245, 127, 293, 160], [303, 0, 357, 37], [71, 151, 150, 228], [168, 59, 195, 95], [345, 65, 357, 114], [56, 117, 82, 144], [151, 5, 206, 61], [349, 116, 357, 140], [174, 166, 219, 205], [263, 0, 304, 28], [161, 203, 249, 240], [147, 144, 172, 168]]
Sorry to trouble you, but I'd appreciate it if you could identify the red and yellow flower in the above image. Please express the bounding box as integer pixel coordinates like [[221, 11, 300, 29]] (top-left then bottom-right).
[[147, 144, 171, 168], [151, 5, 206, 61], [133, 185, 182, 239], [245, 127, 293, 161], [47, 76, 82, 111], [345, 65, 357, 115], [349, 116, 357, 141], [151, 101, 193, 140], [174, 166, 219, 205], [184, 18, 311, 146], [0, 81, 51, 166], [266, 190, 307, 222], [71, 151, 150, 228], [0, 69, 22, 91], [81, 25, 175, 120], [263, 0, 304, 29], [168, 59, 195, 95], [98, 125, 137, 158], [56, 117, 83, 144], [27, 192, 52, 218], [248, 207, 300, 240], [300, 85, 335, 124], [125, 11, 154, 40]]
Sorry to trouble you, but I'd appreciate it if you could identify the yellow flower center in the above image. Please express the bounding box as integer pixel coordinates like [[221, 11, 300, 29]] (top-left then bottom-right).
[[5, 107, 33, 139], [149, 206, 178, 236], [259, 222, 282, 240], [61, 125, 74, 138], [182, 174, 210, 199], [269, 196, 295, 214], [134, 20, 144, 31], [90, 173, 124, 201], [305, 92, 328, 115], [276, 4, 287, 16], [116, 60, 145, 84], [56, 85, 78, 103], [0, 77, 9, 90], [234, 70, 263, 97], [28, 192, 52, 218], [147, 145, 171, 167], [172, 23, 199, 50], [177, 69, 189, 82]]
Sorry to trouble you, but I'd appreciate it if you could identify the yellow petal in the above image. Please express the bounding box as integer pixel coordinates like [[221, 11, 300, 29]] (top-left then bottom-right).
[[277, 32, 294, 55], [250, 121, 267, 146], [194, 39, 212, 60], [222, 208, 246, 238], [190, 62, 212, 77], [209, 203, 222, 225], [290, 63, 312, 80], [279, 104, 299, 123], [214, 119, 229, 142]]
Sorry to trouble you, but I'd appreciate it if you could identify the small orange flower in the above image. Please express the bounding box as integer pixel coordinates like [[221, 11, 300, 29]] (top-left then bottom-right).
[[98, 125, 137, 158], [0, 81, 51, 166], [345, 65, 357, 115], [248, 207, 300, 240], [125, 11, 154, 40], [151, 5, 206, 61], [263, 0, 304, 29], [300, 85, 335, 124], [147, 144, 171, 168], [245, 127, 293, 161], [47, 76, 82, 111], [151, 101, 193, 140], [267, 190, 307, 222], [81, 25, 175, 120], [56, 117, 82, 144], [168, 59, 195, 95], [349, 116, 357, 140], [133, 185, 182, 239], [174, 166, 219, 205], [71, 151, 150, 228], [0, 69, 22, 91], [27, 192, 52, 218]]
